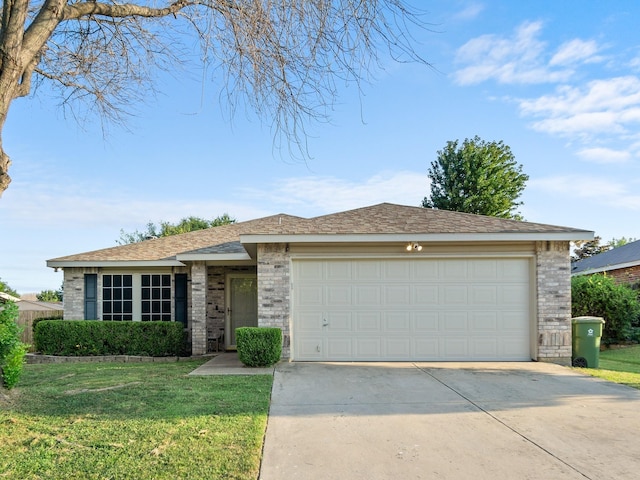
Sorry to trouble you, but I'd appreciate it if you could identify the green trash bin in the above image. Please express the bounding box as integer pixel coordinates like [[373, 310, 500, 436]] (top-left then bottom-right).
[[571, 316, 605, 368]]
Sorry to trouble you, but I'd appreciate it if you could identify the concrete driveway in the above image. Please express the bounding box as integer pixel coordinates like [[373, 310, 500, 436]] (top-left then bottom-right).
[[260, 362, 640, 480]]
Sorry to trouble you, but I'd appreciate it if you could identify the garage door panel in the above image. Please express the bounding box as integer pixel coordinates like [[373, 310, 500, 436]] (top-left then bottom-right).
[[355, 311, 381, 331], [327, 338, 352, 357], [414, 285, 439, 305], [355, 338, 382, 358], [443, 285, 468, 304], [327, 285, 351, 305], [355, 285, 381, 305], [326, 312, 351, 332], [298, 286, 324, 306], [293, 258, 531, 361], [385, 285, 410, 305], [443, 312, 468, 331], [386, 338, 411, 358], [471, 285, 497, 305], [385, 311, 411, 332], [415, 312, 440, 331]]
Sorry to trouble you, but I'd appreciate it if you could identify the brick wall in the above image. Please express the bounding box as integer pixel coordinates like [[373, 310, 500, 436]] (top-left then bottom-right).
[[190, 262, 207, 355], [536, 241, 572, 365], [257, 243, 291, 358], [607, 265, 640, 286], [62, 267, 100, 319]]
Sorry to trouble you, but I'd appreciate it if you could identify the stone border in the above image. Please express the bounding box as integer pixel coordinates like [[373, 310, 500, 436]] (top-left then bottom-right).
[[26, 353, 215, 364]]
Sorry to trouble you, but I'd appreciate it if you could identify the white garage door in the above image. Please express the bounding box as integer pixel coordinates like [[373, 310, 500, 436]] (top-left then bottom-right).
[[292, 258, 531, 361]]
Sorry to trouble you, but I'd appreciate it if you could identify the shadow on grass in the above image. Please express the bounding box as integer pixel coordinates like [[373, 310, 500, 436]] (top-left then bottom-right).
[[7, 361, 273, 420]]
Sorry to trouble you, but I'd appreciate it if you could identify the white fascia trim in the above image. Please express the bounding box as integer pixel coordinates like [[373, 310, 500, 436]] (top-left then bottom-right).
[[176, 253, 252, 262], [46, 260, 185, 268], [240, 231, 594, 244], [572, 259, 640, 276]]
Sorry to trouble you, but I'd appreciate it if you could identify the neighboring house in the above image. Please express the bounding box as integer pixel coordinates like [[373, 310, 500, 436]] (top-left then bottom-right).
[[0, 291, 20, 303], [571, 239, 640, 285], [47, 203, 593, 365]]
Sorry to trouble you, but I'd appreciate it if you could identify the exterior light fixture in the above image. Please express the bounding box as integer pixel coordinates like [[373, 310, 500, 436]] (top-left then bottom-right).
[[406, 242, 423, 252]]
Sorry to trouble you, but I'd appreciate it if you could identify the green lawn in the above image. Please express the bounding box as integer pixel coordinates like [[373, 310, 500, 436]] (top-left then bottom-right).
[[0, 360, 273, 479], [576, 345, 640, 389]]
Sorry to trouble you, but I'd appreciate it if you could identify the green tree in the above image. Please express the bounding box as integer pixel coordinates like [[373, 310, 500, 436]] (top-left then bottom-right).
[[0, 277, 19, 299], [571, 274, 640, 345], [0, 1, 430, 197], [118, 214, 236, 245], [422, 136, 529, 220], [571, 236, 610, 262], [609, 237, 638, 249], [37, 289, 63, 302], [0, 301, 28, 389]]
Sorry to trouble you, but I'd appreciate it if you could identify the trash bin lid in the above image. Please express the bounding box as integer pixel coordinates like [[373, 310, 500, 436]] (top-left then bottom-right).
[[572, 316, 605, 324]]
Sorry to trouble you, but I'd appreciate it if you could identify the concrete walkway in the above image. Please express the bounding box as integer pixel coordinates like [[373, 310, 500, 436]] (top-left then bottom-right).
[[260, 361, 640, 480], [188, 352, 276, 375]]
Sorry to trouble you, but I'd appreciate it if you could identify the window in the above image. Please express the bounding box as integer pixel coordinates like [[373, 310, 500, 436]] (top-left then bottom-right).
[[141, 274, 172, 321], [102, 274, 133, 320]]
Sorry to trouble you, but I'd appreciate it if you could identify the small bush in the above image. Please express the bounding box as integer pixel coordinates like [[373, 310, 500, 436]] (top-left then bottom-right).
[[236, 327, 282, 367], [0, 301, 28, 389], [572, 274, 640, 345], [34, 320, 185, 356]]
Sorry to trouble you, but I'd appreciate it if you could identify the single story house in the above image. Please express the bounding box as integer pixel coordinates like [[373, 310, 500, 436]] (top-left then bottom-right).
[[47, 203, 593, 365], [572, 239, 640, 285]]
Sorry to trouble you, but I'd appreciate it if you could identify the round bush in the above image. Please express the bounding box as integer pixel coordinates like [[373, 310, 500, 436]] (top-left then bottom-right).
[[236, 327, 282, 367]]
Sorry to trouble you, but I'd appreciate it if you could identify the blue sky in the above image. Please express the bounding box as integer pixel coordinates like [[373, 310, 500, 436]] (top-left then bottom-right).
[[2, 0, 640, 293]]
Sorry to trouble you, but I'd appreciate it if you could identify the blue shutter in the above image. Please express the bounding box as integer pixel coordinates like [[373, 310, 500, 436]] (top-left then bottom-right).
[[175, 274, 188, 326], [84, 274, 98, 319]]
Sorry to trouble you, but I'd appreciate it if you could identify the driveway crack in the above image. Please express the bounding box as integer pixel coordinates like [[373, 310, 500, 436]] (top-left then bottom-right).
[[412, 363, 592, 480]]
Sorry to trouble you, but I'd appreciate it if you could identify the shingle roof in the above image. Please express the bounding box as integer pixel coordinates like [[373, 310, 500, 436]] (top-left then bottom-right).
[[572, 239, 640, 274], [48, 203, 592, 264]]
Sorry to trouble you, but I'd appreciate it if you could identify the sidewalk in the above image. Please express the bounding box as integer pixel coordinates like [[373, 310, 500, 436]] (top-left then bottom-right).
[[188, 352, 277, 375]]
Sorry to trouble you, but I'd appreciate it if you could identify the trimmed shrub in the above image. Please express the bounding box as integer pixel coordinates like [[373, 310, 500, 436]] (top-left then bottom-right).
[[32, 315, 63, 334], [0, 301, 28, 389], [572, 274, 640, 345], [34, 320, 185, 356], [236, 327, 282, 367]]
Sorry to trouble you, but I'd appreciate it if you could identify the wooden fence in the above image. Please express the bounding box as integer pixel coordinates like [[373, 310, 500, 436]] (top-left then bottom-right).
[[17, 310, 63, 351]]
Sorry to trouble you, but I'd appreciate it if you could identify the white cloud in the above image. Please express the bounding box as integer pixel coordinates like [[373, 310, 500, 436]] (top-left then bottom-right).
[[531, 175, 640, 210], [549, 39, 602, 66], [453, 3, 485, 21], [241, 171, 427, 216], [576, 147, 631, 164], [454, 21, 603, 85], [518, 76, 640, 138]]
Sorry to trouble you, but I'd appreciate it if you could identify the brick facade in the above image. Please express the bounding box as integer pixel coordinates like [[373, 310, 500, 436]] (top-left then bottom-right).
[[59, 241, 574, 364], [535, 241, 572, 365], [256, 243, 291, 358], [606, 264, 640, 286]]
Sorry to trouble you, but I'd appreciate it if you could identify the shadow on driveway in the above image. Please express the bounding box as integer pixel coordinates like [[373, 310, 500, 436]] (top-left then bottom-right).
[[260, 362, 640, 479]]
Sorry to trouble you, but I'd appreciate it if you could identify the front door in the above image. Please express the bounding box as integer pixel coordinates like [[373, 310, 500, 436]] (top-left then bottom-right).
[[226, 274, 258, 348]]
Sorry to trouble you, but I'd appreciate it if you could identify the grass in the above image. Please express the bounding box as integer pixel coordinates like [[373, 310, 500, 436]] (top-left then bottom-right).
[[0, 360, 273, 479], [575, 345, 640, 389]]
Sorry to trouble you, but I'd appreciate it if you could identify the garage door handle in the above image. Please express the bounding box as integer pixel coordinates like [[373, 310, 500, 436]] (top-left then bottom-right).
[[322, 320, 329, 327]]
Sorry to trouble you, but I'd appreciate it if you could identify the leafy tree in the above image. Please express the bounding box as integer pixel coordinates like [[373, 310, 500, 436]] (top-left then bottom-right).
[[0, 278, 19, 298], [571, 236, 610, 262], [422, 136, 529, 220], [0, 1, 430, 196], [118, 214, 235, 244], [37, 289, 63, 302], [571, 274, 640, 345], [0, 301, 28, 389], [609, 237, 638, 249]]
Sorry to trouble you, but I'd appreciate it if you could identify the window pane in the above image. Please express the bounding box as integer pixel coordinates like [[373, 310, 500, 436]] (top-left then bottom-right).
[[162, 301, 171, 313], [114, 275, 122, 288], [152, 275, 160, 287], [162, 275, 171, 287], [103, 289, 112, 301], [142, 302, 150, 314], [114, 303, 122, 314], [152, 289, 160, 300], [103, 276, 112, 287], [142, 275, 151, 287], [162, 289, 171, 300], [152, 301, 161, 313], [113, 289, 122, 301], [123, 275, 132, 287], [104, 303, 112, 314], [123, 301, 132, 314]]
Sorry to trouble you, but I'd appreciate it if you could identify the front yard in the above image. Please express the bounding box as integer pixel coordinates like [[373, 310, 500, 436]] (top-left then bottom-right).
[[576, 345, 640, 389], [0, 360, 273, 479]]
